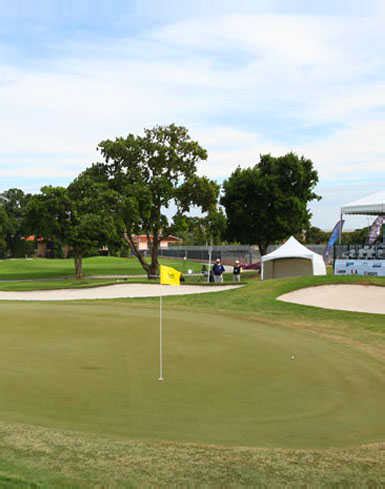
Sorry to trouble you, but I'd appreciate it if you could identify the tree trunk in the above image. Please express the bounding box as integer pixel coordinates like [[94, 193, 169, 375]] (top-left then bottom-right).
[[123, 228, 151, 275], [74, 253, 83, 280], [258, 242, 268, 257], [148, 238, 159, 279]]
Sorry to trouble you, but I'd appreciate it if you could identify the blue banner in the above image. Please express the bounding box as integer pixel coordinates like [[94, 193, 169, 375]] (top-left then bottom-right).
[[323, 220, 344, 262]]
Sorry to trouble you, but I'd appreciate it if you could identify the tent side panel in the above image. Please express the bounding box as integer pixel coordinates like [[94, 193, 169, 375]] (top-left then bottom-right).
[[262, 260, 273, 280], [269, 258, 313, 279], [312, 256, 327, 276]]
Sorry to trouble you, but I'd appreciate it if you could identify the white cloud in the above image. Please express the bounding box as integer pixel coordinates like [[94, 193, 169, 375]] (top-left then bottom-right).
[[300, 120, 385, 178], [193, 126, 290, 179], [0, 10, 384, 228]]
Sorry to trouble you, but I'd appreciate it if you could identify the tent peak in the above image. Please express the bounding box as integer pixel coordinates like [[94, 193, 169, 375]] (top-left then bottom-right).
[[262, 236, 318, 262]]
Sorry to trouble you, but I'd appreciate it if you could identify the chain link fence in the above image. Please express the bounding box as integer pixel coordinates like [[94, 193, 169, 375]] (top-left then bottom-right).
[[159, 245, 258, 265], [159, 243, 328, 265]]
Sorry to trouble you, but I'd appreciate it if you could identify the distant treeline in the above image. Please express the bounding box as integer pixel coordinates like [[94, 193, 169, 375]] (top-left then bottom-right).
[[0, 124, 373, 278], [304, 226, 370, 245]]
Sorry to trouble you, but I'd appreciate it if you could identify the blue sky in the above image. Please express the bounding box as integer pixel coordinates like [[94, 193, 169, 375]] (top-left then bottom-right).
[[0, 0, 384, 229]]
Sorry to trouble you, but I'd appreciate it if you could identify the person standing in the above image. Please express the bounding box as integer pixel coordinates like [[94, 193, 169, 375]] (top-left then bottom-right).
[[233, 260, 242, 282], [212, 258, 225, 283]]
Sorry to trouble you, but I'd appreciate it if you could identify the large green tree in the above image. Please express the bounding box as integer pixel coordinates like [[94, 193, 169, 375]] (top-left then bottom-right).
[[221, 153, 320, 255], [0, 199, 12, 258], [2, 188, 31, 257], [91, 124, 219, 278], [26, 178, 118, 279]]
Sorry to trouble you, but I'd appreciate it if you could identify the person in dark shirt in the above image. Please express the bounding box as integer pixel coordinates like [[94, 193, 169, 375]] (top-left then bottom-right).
[[212, 258, 225, 283], [233, 260, 242, 282]]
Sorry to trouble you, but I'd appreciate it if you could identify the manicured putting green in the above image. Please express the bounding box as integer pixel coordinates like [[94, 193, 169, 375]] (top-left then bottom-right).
[[0, 301, 384, 449]]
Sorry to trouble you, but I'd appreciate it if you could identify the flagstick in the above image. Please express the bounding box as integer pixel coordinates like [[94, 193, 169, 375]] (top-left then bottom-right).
[[158, 286, 164, 381]]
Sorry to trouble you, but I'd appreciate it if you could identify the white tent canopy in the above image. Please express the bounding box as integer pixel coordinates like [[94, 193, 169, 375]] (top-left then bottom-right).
[[341, 191, 385, 216], [261, 236, 326, 280]]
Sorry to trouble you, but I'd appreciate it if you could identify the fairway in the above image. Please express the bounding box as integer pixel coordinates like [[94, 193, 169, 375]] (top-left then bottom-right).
[[0, 256, 201, 280], [1, 300, 385, 449]]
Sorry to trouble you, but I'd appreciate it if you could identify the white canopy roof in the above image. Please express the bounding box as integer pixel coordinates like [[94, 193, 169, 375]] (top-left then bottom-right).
[[341, 191, 385, 216], [262, 236, 315, 262]]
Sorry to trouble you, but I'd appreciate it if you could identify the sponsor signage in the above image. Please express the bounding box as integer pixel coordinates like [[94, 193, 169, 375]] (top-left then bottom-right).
[[369, 216, 385, 244], [334, 259, 385, 277]]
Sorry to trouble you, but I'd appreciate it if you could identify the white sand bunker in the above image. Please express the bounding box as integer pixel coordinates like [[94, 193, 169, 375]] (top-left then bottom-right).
[[278, 284, 385, 315], [0, 283, 241, 301]]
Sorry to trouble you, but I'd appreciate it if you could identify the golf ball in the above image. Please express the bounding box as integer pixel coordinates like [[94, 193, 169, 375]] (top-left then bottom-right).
[[291, 355, 295, 360]]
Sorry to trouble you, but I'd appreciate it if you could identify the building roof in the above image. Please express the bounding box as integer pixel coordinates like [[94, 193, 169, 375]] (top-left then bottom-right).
[[133, 234, 182, 241], [24, 235, 45, 242]]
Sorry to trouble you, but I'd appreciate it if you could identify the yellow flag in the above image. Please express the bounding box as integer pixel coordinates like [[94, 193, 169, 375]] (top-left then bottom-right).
[[160, 265, 181, 286]]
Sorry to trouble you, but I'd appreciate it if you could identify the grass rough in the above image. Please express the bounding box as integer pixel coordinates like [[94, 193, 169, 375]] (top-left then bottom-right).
[[0, 256, 202, 280]]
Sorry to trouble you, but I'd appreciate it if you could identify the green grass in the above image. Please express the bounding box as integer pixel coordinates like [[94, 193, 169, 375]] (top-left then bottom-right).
[[0, 274, 383, 487], [0, 423, 385, 489], [0, 278, 121, 291], [0, 273, 254, 291], [2, 301, 385, 449], [0, 256, 202, 280]]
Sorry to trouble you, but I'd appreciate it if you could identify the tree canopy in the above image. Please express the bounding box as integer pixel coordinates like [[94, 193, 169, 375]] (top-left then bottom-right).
[[26, 178, 118, 278], [0, 189, 33, 257], [169, 209, 227, 246], [90, 124, 219, 277], [221, 153, 320, 254], [0, 202, 11, 257]]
